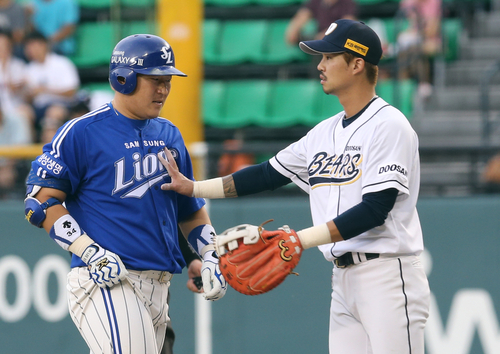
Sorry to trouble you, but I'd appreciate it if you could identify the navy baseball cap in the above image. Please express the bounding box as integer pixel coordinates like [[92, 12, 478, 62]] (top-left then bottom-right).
[[299, 19, 383, 65]]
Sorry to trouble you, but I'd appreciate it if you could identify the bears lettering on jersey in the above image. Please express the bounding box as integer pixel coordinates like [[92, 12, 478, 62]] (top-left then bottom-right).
[[308, 151, 362, 188]]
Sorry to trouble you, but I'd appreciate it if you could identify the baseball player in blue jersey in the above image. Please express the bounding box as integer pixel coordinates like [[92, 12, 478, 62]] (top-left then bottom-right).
[[159, 20, 430, 354], [24, 34, 226, 354]]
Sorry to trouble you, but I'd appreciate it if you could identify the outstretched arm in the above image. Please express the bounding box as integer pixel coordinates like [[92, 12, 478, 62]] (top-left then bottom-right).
[[158, 147, 236, 198], [158, 147, 289, 199]]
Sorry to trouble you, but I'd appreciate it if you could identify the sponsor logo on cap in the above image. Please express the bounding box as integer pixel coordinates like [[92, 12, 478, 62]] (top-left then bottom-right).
[[344, 39, 368, 56]]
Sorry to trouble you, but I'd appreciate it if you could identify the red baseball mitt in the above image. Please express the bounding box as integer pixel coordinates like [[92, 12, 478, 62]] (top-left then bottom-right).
[[215, 220, 303, 295]]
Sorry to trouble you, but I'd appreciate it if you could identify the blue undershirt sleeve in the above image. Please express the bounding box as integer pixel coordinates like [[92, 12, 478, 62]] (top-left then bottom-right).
[[334, 188, 399, 240], [232, 161, 292, 196]]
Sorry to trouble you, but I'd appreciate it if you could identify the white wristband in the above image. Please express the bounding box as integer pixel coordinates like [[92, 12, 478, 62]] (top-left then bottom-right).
[[193, 178, 225, 199], [68, 234, 94, 258], [296, 224, 332, 249]]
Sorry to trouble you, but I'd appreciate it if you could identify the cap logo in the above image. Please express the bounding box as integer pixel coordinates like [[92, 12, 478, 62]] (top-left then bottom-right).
[[344, 39, 368, 56], [325, 23, 337, 35]]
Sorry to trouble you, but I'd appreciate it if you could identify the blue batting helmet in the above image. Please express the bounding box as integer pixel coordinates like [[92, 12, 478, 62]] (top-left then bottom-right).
[[109, 34, 187, 95]]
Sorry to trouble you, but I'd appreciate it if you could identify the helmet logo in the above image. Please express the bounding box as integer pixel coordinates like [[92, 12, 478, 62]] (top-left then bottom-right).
[[161, 46, 173, 64], [111, 56, 143, 66]]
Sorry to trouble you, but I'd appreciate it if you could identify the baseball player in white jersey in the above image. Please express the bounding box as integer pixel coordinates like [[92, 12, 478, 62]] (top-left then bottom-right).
[[159, 19, 430, 354], [24, 34, 227, 354]]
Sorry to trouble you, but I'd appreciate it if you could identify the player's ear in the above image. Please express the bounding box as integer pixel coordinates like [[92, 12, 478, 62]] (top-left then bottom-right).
[[352, 57, 366, 76]]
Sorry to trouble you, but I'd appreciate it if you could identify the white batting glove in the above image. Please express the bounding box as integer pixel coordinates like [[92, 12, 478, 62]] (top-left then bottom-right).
[[201, 250, 227, 301], [81, 243, 129, 288]]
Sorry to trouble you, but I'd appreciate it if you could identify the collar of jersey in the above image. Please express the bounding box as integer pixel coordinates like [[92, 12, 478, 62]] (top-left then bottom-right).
[[108, 102, 150, 130], [342, 96, 378, 128]]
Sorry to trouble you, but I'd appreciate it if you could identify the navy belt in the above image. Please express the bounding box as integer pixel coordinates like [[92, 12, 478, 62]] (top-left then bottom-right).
[[334, 252, 380, 268]]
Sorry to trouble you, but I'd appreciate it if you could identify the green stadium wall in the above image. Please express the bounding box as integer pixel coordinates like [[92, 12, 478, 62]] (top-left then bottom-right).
[[1, 196, 499, 354]]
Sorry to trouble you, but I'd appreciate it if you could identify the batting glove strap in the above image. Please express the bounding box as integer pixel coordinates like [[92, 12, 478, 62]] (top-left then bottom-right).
[[49, 214, 85, 251], [188, 224, 217, 256], [201, 250, 227, 301], [81, 243, 129, 288]]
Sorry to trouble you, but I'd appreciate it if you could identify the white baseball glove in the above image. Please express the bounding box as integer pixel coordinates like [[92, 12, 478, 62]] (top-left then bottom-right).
[[81, 243, 129, 288], [201, 250, 227, 301]]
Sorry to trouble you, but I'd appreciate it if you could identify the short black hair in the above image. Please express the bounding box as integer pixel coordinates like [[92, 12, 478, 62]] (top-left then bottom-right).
[[0, 28, 13, 40], [24, 31, 47, 43]]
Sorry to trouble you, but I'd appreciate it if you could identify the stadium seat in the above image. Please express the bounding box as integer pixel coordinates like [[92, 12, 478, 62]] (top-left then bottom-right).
[[77, 0, 112, 8], [266, 80, 317, 127], [301, 18, 318, 39], [442, 18, 463, 62], [70, 22, 118, 68], [222, 80, 271, 128], [121, 0, 155, 7], [121, 21, 157, 37], [381, 18, 410, 47], [202, 80, 226, 127], [203, 19, 221, 64], [377, 79, 416, 119], [82, 82, 113, 93], [254, 0, 306, 5], [264, 20, 309, 64], [355, 0, 388, 4], [217, 20, 268, 64], [308, 86, 344, 126], [204, 0, 253, 6]]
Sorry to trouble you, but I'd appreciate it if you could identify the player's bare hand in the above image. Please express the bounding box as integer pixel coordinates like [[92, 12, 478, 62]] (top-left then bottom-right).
[[158, 147, 194, 196], [186, 259, 203, 293]]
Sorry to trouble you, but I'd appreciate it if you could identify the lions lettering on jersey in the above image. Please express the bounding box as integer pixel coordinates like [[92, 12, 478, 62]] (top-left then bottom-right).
[[308, 151, 362, 188], [113, 148, 177, 199]]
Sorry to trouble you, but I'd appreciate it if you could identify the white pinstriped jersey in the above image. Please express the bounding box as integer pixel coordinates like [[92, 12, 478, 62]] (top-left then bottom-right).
[[269, 97, 423, 261]]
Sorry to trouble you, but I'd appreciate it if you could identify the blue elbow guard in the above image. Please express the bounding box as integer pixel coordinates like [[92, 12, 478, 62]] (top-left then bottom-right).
[[24, 197, 62, 228]]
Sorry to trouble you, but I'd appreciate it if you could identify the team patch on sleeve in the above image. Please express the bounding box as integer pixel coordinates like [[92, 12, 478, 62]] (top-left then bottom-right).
[[36, 153, 65, 175], [377, 163, 408, 177]]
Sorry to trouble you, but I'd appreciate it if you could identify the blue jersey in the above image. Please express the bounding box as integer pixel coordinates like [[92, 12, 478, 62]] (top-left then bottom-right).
[[31, 103, 205, 273]]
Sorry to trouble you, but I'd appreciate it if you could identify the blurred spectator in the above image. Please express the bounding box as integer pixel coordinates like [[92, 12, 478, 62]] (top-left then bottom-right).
[[0, 102, 32, 199], [39, 88, 115, 144], [482, 154, 500, 193], [0, 29, 30, 116], [0, 0, 27, 56], [218, 138, 255, 177], [40, 89, 90, 144], [26, 0, 79, 56], [285, 0, 357, 45], [22, 31, 80, 142], [365, 18, 391, 58], [397, 0, 442, 99]]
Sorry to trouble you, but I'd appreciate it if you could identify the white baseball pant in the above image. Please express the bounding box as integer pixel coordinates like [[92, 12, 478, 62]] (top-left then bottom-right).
[[67, 267, 172, 354], [329, 255, 430, 354]]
